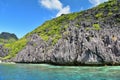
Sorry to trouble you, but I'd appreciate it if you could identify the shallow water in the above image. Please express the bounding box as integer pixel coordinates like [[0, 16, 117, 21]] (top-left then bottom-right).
[[0, 64, 120, 80]]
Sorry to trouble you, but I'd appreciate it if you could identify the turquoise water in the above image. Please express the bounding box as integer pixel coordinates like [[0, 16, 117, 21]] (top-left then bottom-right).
[[0, 64, 120, 80]]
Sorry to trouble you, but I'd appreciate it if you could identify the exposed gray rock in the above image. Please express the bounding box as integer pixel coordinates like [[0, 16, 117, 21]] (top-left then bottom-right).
[[12, 24, 120, 65], [48, 25, 120, 65], [13, 34, 47, 63], [0, 45, 9, 57]]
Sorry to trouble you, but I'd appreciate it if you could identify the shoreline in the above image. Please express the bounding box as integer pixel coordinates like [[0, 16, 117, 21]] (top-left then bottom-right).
[[0, 61, 16, 64], [1, 61, 120, 66]]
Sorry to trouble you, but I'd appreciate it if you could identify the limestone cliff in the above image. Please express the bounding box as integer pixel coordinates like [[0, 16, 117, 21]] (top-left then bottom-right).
[[13, 23, 120, 65]]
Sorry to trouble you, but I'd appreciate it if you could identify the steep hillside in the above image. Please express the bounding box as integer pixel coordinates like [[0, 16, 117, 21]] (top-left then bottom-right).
[[1, 0, 120, 65]]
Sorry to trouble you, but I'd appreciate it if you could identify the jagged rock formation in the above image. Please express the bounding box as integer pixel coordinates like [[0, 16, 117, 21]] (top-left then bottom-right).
[[2, 0, 120, 65], [13, 34, 48, 62], [13, 23, 120, 65], [0, 45, 9, 57]]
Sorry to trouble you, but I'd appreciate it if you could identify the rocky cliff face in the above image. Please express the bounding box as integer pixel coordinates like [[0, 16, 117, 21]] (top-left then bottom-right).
[[13, 34, 47, 62], [0, 45, 9, 57], [13, 22, 120, 65], [3, 0, 120, 65]]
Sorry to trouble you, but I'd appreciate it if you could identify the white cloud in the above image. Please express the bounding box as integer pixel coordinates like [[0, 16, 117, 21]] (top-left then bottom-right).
[[40, 0, 62, 10], [89, 0, 108, 6], [56, 6, 70, 17], [39, 0, 71, 17]]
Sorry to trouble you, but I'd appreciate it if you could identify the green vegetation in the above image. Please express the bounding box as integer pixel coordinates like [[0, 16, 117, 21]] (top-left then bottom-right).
[[85, 27, 91, 31], [3, 38, 27, 59], [108, 12, 113, 16], [95, 13, 103, 18], [85, 24, 101, 31], [67, 12, 80, 20], [93, 24, 101, 30], [93, 0, 118, 19], [0, 38, 17, 44], [116, 18, 120, 22], [30, 13, 78, 45]]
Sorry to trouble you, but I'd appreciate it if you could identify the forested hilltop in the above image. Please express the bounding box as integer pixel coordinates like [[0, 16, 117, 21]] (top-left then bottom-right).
[[0, 32, 18, 44]]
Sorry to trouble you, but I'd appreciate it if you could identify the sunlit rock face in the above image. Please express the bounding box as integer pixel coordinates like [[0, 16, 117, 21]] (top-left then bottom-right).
[[13, 24, 120, 65]]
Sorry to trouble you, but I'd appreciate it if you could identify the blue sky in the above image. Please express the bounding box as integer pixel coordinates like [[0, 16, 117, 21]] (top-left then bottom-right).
[[0, 0, 108, 38]]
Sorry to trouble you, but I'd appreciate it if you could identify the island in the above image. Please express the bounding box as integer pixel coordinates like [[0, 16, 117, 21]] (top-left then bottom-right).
[[0, 0, 120, 66]]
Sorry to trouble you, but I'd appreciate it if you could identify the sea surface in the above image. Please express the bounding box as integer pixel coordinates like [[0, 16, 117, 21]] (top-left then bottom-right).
[[0, 63, 120, 80]]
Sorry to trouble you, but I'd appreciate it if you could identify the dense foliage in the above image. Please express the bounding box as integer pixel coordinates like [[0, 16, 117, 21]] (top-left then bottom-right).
[[0, 32, 18, 44], [3, 38, 27, 59]]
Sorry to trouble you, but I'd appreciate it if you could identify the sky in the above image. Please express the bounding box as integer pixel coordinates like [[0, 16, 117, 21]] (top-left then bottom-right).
[[0, 0, 108, 38]]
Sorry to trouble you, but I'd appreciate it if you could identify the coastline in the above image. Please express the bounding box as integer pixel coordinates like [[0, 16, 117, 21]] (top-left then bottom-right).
[[0, 60, 16, 64], [0, 60, 120, 66], [1, 61, 120, 66]]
